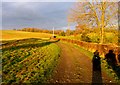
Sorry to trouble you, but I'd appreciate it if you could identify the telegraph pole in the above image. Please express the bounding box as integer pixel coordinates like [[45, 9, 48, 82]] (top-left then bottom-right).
[[53, 27, 54, 37]]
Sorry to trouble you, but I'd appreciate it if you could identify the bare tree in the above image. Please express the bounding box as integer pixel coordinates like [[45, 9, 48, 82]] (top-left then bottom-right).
[[68, 0, 118, 44]]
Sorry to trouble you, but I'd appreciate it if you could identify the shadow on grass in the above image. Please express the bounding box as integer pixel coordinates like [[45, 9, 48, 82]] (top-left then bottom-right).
[[109, 64, 120, 80], [2, 38, 60, 51], [2, 38, 46, 45]]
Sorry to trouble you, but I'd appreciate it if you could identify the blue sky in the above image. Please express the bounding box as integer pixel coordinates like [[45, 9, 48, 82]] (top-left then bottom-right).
[[2, 2, 75, 30]]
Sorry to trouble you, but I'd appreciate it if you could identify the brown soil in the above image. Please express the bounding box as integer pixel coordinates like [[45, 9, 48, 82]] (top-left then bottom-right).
[[47, 42, 116, 83]]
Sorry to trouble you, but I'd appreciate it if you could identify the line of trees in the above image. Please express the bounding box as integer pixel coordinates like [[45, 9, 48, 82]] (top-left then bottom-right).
[[13, 25, 118, 44], [14, 28, 66, 36], [14, 26, 118, 43]]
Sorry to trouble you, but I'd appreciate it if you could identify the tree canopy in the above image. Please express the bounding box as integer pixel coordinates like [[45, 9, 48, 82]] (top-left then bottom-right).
[[68, 1, 118, 44]]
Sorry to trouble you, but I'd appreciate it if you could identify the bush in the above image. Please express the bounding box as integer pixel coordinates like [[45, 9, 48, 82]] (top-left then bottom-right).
[[81, 33, 91, 42]]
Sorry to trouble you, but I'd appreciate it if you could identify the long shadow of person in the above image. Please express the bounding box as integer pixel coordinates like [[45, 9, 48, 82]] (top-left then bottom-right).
[[118, 53, 120, 64], [92, 50, 102, 84], [105, 50, 120, 80], [105, 50, 117, 69]]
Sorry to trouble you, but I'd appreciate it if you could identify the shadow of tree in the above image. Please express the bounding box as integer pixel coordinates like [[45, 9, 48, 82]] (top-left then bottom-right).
[[2, 38, 60, 84], [2, 38, 60, 51]]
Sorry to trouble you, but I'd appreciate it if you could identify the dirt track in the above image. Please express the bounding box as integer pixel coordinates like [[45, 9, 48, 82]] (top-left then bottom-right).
[[48, 42, 115, 83]]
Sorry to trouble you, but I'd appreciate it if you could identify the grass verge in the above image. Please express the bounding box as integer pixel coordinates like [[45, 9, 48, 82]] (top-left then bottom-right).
[[61, 41, 119, 83]]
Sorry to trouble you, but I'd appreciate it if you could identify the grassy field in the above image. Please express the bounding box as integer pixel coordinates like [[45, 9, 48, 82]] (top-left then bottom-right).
[[2, 38, 60, 83], [1, 30, 119, 83], [0, 30, 61, 83], [0, 30, 52, 41]]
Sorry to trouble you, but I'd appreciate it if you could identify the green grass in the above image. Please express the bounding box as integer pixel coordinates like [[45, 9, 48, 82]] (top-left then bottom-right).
[[60, 41, 93, 59], [2, 38, 60, 83], [1, 30, 119, 83], [74, 43, 118, 81], [57, 32, 118, 45], [74, 44, 93, 59], [57, 35, 81, 40], [1, 30, 52, 41]]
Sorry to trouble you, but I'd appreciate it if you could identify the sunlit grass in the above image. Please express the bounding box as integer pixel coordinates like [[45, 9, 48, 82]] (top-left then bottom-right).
[[2, 38, 60, 83], [62, 41, 119, 83], [0, 30, 52, 41]]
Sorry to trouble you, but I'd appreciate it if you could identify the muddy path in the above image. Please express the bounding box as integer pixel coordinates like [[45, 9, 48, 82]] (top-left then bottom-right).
[[47, 42, 115, 83]]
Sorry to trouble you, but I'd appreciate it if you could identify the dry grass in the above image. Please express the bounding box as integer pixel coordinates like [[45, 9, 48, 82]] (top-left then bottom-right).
[[0, 30, 52, 41]]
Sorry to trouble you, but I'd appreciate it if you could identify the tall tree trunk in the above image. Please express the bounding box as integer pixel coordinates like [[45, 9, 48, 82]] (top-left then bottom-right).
[[100, 2, 106, 44]]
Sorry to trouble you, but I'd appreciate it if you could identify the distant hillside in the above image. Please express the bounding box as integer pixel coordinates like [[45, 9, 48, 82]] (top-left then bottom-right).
[[0, 30, 52, 41]]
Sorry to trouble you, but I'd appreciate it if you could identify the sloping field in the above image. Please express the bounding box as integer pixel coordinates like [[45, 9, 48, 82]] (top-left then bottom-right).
[[2, 38, 60, 83], [0, 30, 52, 41]]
